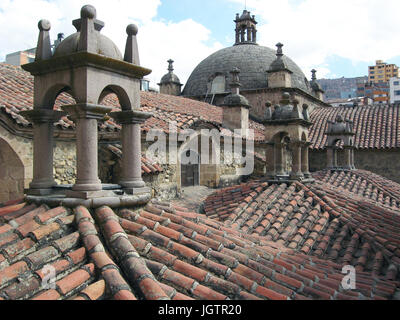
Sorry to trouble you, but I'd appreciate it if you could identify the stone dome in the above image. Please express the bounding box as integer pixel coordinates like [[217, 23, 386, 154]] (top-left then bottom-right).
[[54, 31, 123, 60], [182, 44, 312, 97], [160, 72, 181, 85]]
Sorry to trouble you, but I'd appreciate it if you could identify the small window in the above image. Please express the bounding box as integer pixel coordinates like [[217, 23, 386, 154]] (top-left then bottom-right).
[[210, 75, 226, 94]]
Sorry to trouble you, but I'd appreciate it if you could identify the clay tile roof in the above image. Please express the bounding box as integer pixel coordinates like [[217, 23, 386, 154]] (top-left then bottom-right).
[[309, 105, 400, 150], [2, 173, 400, 301], [201, 171, 400, 299], [0, 63, 264, 141]]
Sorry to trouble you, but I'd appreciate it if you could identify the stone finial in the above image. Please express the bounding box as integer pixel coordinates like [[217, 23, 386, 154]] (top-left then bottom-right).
[[229, 67, 241, 95], [264, 101, 272, 120], [292, 99, 303, 119], [167, 59, 174, 73], [280, 92, 291, 105], [276, 43, 284, 58], [35, 19, 52, 61], [76, 5, 104, 53], [124, 24, 140, 65], [311, 69, 317, 81]]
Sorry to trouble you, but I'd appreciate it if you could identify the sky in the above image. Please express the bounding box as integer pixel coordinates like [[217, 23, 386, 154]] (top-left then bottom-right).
[[1, 0, 400, 88]]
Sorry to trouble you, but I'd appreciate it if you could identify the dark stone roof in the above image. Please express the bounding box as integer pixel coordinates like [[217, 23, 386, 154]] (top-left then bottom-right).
[[159, 72, 181, 85], [182, 44, 312, 97]]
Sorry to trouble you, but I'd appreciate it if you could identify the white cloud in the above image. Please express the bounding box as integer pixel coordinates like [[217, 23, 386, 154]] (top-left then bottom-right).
[[229, 0, 400, 78], [0, 0, 222, 88]]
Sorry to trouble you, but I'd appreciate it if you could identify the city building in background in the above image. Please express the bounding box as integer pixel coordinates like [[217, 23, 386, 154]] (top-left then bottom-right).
[[368, 60, 399, 84], [5, 48, 36, 66], [390, 77, 400, 104], [357, 80, 390, 105]]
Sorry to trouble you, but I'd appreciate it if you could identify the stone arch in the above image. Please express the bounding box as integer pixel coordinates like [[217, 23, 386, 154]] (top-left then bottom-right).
[[98, 85, 131, 110], [0, 138, 25, 202], [41, 84, 76, 109]]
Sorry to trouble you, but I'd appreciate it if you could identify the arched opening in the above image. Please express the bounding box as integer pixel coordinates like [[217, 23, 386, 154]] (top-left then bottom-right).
[[0, 138, 25, 202], [42, 84, 76, 110], [98, 85, 130, 110], [52, 91, 77, 186]]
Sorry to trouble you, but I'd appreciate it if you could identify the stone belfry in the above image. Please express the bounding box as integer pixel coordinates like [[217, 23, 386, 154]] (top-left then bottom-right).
[[325, 115, 356, 170], [262, 93, 313, 182], [21, 5, 153, 207], [234, 10, 258, 45]]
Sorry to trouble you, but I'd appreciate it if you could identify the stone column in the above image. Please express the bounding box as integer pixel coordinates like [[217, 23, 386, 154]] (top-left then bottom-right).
[[344, 146, 353, 170], [275, 143, 285, 176], [62, 103, 112, 196], [290, 141, 304, 180], [21, 109, 65, 195], [110, 110, 152, 194], [301, 142, 311, 178], [265, 142, 275, 179]]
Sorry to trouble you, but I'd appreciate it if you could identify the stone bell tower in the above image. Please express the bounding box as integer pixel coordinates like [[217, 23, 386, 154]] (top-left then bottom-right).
[[21, 5, 153, 207], [262, 92, 313, 182], [326, 115, 356, 170]]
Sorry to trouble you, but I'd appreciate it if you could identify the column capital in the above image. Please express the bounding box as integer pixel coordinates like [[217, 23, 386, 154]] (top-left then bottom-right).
[[110, 110, 153, 125], [62, 103, 112, 120], [20, 109, 66, 124]]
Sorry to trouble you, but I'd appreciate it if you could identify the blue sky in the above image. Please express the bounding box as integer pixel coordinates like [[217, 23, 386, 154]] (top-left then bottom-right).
[[2, 0, 400, 86]]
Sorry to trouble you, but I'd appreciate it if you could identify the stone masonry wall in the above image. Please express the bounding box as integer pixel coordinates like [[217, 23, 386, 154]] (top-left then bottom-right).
[[310, 149, 400, 183], [54, 141, 76, 185]]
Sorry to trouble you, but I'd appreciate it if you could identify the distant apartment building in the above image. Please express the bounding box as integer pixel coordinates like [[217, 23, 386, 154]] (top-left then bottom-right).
[[5, 48, 36, 66], [357, 81, 390, 105], [390, 77, 400, 104], [368, 60, 399, 84]]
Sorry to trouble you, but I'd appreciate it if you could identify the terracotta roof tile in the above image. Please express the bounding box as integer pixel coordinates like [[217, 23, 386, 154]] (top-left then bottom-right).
[[310, 105, 400, 150], [0, 63, 264, 142]]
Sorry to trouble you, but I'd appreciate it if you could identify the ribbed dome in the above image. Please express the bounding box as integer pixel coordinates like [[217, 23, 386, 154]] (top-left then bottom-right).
[[182, 44, 311, 97], [54, 32, 123, 60]]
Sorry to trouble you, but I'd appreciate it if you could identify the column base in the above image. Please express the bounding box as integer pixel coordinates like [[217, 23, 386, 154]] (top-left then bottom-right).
[[123, 187, 151, 195], [290, 172, 305, 180], [26, 188, 54, 196], [303, 172, 312, 179], [72, 182, 103, 192], [65, 189, 116, 200], [119, 180, 146, 188]]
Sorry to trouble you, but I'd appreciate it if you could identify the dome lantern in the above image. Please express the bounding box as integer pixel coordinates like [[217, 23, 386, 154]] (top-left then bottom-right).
[[158, 59, 183, 96], [234, 10, 258, 45]]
